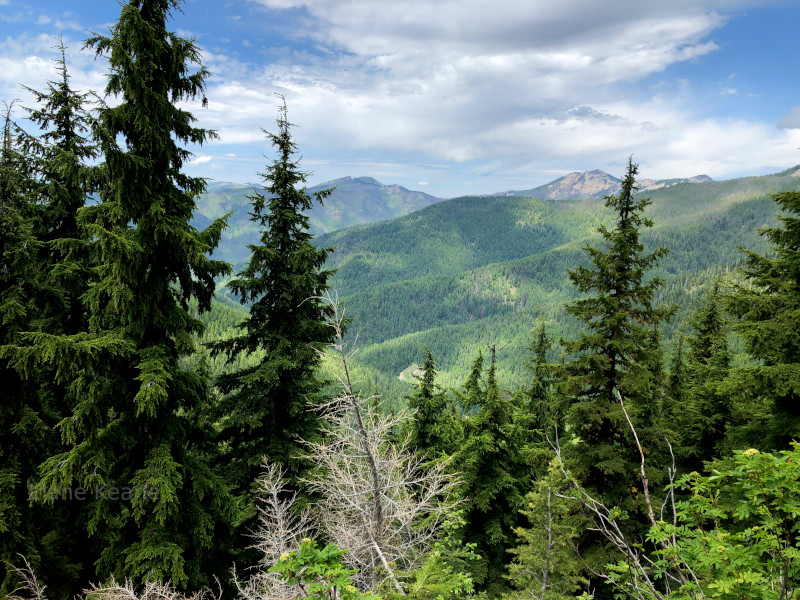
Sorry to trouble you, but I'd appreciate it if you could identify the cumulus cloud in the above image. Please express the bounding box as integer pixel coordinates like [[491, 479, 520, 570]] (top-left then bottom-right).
[[223, 0, 799, 188], [0, 33, 106, 104], [1, 0, 796, 194], [234, 0, 727, 161], [778, 106, 800, 130]]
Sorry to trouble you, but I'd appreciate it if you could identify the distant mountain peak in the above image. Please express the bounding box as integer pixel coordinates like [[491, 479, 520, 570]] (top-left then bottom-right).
[[353, 176, 382, 186], [497, 169, 714, 200]]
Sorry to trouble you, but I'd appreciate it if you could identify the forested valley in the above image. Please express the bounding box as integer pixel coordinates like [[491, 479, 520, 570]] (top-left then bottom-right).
[[2, 2, 800, 600]]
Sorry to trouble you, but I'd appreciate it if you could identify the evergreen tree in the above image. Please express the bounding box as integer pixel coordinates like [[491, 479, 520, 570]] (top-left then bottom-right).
[[505, 461, 589, 600], [511, 321, 560, 475], [664, 332, 687, 427], [406, 346, 450, 457], [0, 43, 100, 597], [22, 38, 97, 335], [209, 97, 335, 552], [560, 158, 674, 507], [523, 321, 559, 431], [452, 348, 533, 595], [3, 0, 232, 589], [723, 187, 800, 448], [682, 282, 731, 468], [0, 102, 56, 596]]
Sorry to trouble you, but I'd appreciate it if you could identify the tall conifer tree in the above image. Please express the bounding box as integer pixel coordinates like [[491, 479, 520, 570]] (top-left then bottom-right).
[[4, 0, 232, 589], [0, 103, 55, 596], [523, 321, 558, 431], [453, 349, 533, 595], [560, 158, 674, 507], [724, 187, 800, 448], [209, 97, 335, 550], [682, 282, 731, 468], [22, 39, 97, 335], [406, 347, 450, 457], [0, 44, 99, 597]]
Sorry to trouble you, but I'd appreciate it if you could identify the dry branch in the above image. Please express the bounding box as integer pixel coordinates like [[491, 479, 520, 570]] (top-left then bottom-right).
[[304, 291, 459, 592]]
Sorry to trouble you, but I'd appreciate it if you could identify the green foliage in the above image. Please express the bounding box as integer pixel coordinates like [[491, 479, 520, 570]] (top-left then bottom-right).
[[723, 186, 800, 448], [608, 445, 800, 599], [505, 461, 589, 600], [2, 0, 234, 591], [679, 282, 732, 470], [308, 166, 790, 407], [452, 350, 536, 595], [209, 96, 334, 489], [405, 347, 453, 457], [0, 100, 52, 596], [560, 158, 674, 508], [388, 519, 478, 600], [271, 539, 380, 600]]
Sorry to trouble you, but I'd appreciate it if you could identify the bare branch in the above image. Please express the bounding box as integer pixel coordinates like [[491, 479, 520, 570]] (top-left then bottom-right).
[[6, 556, 48, 600], [233, 461, 315, 600], [303, 291, 459, 593]]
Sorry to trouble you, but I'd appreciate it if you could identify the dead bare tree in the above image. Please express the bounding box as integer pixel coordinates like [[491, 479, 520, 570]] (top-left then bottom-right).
[[6, 556, 48, 600], [232, 461, 316, 600], [304, 291, 459, 594], [78, 580, 220, 600]]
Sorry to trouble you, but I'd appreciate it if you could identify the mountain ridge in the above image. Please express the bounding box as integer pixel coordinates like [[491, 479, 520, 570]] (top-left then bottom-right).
[[309, 166, 800, 395], [193, 175, 443, 266], [494, 169, 713, 200]]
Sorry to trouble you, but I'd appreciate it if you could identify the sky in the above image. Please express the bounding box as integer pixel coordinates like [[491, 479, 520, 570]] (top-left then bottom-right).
[[1, 0, 800, 198]]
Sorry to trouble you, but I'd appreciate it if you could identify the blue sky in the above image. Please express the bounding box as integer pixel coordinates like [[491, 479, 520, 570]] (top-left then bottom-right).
[[2, 0, 799, 198]]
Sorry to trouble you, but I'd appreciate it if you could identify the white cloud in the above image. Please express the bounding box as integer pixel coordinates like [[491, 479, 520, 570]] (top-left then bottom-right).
[[1, 0, 795, 195], [233, 1, 731, 162], [218, 0, 798, 190], [778, 106, 800, 130], [0, 34, 107, 105]]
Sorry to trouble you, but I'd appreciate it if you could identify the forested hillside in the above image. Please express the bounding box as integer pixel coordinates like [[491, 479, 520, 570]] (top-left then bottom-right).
[[193, 176, 442, 266], [312, 167, 797, 391]]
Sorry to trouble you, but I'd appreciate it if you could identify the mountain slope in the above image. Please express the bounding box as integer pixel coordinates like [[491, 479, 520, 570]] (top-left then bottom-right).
[[496, 169, 713, 200], [192, 176, 442, 266], [313, 167, 799, 393]]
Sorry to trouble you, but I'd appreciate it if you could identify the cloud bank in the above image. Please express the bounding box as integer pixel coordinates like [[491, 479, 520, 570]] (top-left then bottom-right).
[[1, 0, 798, 195]]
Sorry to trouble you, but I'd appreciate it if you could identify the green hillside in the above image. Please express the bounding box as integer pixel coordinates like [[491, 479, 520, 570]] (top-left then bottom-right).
[[193, 176, 442, 266], [309, 167, 800, 395]]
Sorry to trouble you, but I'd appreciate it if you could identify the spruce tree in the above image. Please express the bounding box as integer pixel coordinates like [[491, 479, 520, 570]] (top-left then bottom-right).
[[523, 321, 559, 431], [406, 346, 450, 457], [0, 44, 100, 597], [682, 282, 731, 468], [452, 348, 533, 595], [724, 187, 800, 448], [3, 0, 232, 589], [0, 102, 55, 596], [22, 39, 97, 335], [664, 332, 687, 427], [209, 97, 335, 549], [512, 321, 560, 475], [560, 158, 674, 507]]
